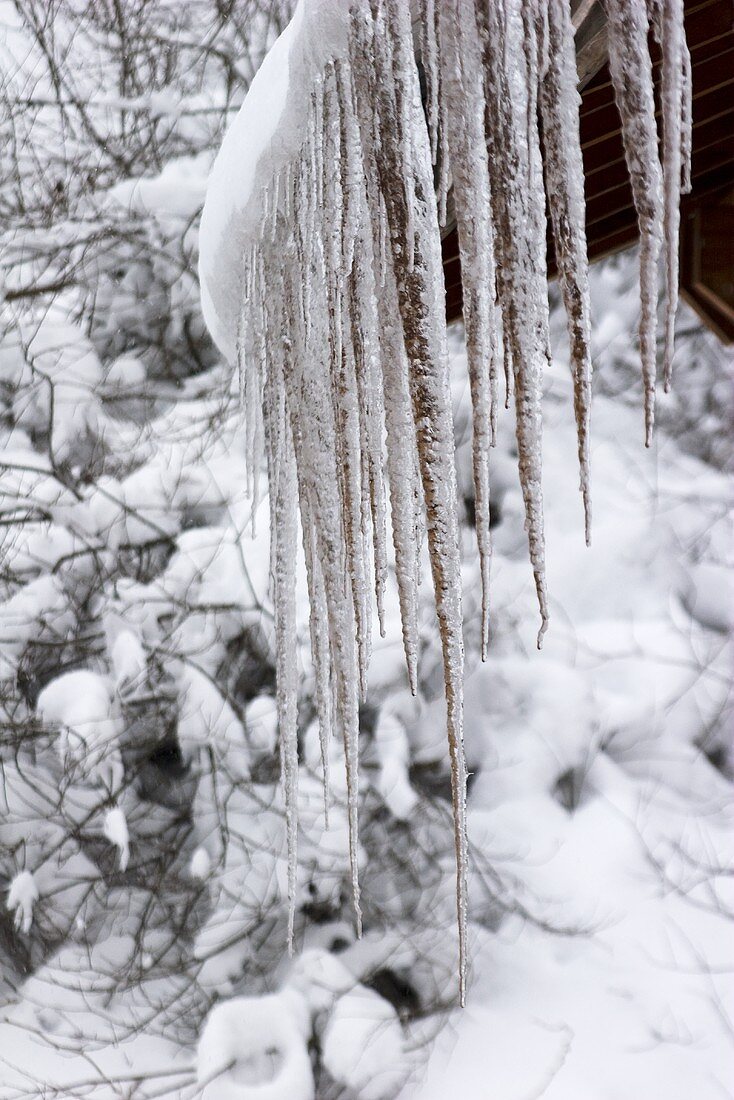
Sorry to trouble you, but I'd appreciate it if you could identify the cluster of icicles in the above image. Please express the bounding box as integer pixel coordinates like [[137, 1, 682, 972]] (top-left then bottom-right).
[[232, 0, 691, 1004]]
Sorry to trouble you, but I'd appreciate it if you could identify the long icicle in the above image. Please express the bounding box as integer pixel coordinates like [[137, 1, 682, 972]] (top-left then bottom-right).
[[482, 0, 551, 645], [650, 0, 690, 391], [254, 236, 301, 951], [539, 0, 593, 545], [605, 0, 663, 445], [438, 0, 499, 660], [265, 354, 300, 952], [341, 58, 390, 639], [351, 10, 422, 696], [365, 0, 469, 1003]]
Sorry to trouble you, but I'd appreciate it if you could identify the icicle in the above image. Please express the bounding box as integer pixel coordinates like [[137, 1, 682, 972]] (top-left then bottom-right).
[[325, 66, 371, 699], [438, 0, 499, 659], [650, 0, 689, 391], [385, 3, 416, 272], [351, 11, 422, 694], [605, 0, 663, 446], [378, 268, 422, 696], [540, 0, 593, 544], [302, 495, 332, 826], [259, 183, 272, 242], [364, 0, 469, 1003], [236, 295, 252, 490], [262, 302, 300, 953], [518, 0, 551, 646], [313, 80, 324, 212], [436, 81, 451, 231], [241, 251, 267, 536], [660, 2, 684, 392], [284, 161, 293, 221], [339, 59, 383, 674], [347, 255, 389, 638], [281, 176, 364, 937], [297, 156, 314, 349], [419, 0, 440, 166], [476, 3, 514, 417], [337, 321, 372, 700], [680, 44, 692, 194], [293, 188, 334, 817], [480, 0, 550, 644]]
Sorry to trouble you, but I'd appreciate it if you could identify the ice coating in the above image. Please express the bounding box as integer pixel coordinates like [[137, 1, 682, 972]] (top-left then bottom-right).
[[199, 0, 691, 1003]]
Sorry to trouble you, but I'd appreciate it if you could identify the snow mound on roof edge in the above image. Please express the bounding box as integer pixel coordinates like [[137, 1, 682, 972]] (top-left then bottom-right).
[[198, 0, 349, 363]]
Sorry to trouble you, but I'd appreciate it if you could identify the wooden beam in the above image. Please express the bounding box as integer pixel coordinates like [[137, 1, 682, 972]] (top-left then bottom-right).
[[680, 188, 734, 343], [571, 0, 608, 89]]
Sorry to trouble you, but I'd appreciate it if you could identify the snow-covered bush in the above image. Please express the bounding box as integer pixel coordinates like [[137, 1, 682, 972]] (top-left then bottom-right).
[[197, 991, 314, 1100]]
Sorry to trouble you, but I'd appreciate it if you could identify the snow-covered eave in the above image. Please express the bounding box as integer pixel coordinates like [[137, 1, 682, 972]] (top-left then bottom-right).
[[199, 0, 350, 364]]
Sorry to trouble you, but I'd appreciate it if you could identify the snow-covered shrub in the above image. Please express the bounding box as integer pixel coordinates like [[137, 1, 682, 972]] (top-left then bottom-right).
[[197, 991, 314, 1100]]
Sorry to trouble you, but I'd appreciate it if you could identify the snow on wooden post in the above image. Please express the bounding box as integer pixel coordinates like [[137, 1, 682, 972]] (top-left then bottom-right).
[[199, 0, 691, 1005]]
